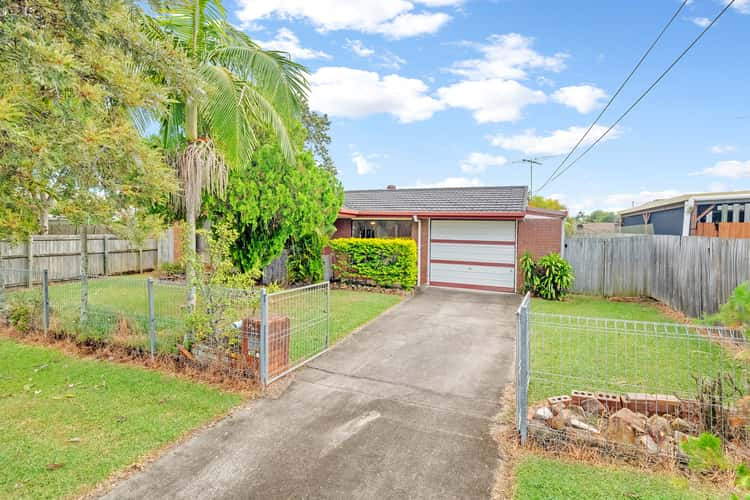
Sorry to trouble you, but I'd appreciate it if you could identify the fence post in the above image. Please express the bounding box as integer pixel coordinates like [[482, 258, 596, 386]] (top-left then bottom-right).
[[325, 282, 331, 348], [516, 293, 531, 445], [147, 278, 156, 358], [42, 269, 49, 335], [103, 235, 109, 276], [259, 288, 269, 385], [27, 236, 33, 288]]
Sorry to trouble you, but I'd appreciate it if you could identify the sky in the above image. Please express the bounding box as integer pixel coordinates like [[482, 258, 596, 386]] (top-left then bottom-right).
[[226, 0, 750, 213]]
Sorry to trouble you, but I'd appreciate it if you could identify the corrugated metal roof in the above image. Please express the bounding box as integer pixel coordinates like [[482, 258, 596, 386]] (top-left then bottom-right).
[[342, 186, 529, 213], [619, 190, 750, 216]]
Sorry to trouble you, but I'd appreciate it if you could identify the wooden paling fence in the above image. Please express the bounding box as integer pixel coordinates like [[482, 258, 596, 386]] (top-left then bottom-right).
[[565, 235, 750, 317], [0, 229, 176, 286]]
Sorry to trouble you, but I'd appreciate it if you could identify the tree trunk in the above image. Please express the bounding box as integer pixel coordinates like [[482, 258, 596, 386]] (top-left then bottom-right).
[[80, 224, 89, 324], [183, 95, 199, 344]]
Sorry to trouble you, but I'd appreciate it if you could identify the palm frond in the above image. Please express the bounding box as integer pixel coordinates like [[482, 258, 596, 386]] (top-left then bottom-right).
[[237, 80, 295, 162]]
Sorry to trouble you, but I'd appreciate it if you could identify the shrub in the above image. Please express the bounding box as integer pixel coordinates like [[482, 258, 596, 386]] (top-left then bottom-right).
[[520, 251, 574, 300], [7, 295, 42, 333], [287, 233, 324, 284], [681, 432, 729, 472], [706, 282, 750, 329], [330, 238, 417, 290]]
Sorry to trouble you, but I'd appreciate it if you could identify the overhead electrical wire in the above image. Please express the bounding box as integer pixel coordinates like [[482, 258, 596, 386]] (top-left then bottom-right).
[[537, 0, 735, 193]]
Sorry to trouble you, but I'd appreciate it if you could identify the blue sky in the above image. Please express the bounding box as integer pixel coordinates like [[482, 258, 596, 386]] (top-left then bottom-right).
[[227, 0, 749, 213]]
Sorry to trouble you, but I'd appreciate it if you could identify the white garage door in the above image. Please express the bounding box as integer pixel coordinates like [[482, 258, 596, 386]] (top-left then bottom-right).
[[429, 220, 516, 293]]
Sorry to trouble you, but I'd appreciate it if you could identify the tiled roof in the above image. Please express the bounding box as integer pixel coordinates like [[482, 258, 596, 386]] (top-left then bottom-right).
[[342, 186, 529, 213], [619, 190, 750, 216]]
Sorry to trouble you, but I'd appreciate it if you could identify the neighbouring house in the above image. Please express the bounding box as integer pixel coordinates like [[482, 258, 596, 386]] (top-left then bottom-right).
[[575, 222, 617, 235], [330, 185, 566, 293], [619, 190, 750, 238]]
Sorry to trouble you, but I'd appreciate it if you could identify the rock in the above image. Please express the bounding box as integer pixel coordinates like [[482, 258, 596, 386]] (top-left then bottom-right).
[[533, 407, 553, 421], [647, 415, 672, 442], [570, 418, 600, 434], [673, 430, 689, 444], [567, 405, 586, 419], [550, 402, 566, 415], [604, 415, 635, 445], [659, 436, 676, 455], [670, 417, 690, 433], [610, 408, 647, 433], [581, 397, 606, 416], [638, 434, 659, 454], [547, 413, 567, 430]]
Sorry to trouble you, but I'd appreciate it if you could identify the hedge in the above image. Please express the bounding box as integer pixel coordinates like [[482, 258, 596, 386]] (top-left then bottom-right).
[[330, 238, 418, 290]]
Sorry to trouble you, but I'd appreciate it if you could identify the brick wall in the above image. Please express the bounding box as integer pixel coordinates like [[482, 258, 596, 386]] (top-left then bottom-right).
[[419, 218, 429, 285], [323, 218, 352, 255], [516, 216, 564, 290]]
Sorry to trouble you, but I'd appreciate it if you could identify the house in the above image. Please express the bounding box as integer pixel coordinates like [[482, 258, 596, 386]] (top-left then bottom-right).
[[619, 190, 750, 237], [575, 222, 617, 235], [331, 185, 566, 293]]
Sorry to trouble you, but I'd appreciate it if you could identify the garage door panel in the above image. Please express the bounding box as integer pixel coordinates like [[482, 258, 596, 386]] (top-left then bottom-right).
[[430, 220, 515, 241], [430, 242, 514, 263], [430, 263, 515, 289]]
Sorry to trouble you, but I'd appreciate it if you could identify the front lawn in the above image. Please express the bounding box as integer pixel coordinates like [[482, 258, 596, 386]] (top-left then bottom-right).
[[514, 456, 719, 499], [0, 339, 241, 499], [527, 295, 743, 402], [329, 289, 401, 343]]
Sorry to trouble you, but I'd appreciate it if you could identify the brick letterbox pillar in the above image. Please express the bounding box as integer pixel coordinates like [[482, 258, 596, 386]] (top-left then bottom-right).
[[241, 316, 291, 377]]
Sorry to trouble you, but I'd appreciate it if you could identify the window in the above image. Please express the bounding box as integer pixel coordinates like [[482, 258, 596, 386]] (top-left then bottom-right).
[[353, 220, 413, 239]]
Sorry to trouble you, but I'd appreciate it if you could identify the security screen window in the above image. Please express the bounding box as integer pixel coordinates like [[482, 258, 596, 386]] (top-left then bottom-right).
[[353, 220, 412, 239]]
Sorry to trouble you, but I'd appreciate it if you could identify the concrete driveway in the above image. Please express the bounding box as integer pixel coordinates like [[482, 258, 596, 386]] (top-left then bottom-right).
[[103, 287, 519, 500]]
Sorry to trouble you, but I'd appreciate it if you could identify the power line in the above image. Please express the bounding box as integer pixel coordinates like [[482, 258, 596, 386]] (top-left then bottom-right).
[[538, 0, 735, 192], [541, 0, 689, 188]]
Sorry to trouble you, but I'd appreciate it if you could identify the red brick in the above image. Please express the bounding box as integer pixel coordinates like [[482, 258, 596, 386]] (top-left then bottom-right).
[[516, 217, 564, 290]]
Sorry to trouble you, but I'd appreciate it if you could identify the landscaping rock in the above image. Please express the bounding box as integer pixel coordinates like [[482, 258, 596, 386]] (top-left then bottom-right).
[[570, 418, 600, 434], [670, 417, 691, 433], [646, 415, 671, 442], [581, 397, 606, 416], [637, 434, 659, 454], [533, 407, 553, 421], [610, 408, 647, 434], [547, 413, 567, 430], [673, 430, 689, 444], [567, 405, 586, 419], [605, 415, 636, 445], [659, 436, 676, 455]]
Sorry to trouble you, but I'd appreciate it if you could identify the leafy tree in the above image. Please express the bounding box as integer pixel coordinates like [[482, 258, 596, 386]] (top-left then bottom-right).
[[0, 0, 188, 320], [145, 0, 308, 307], [109, 209, 166, 274], [205, 143, 342, 274], [300, 101, 335, 173], [583, 209, 617, 223], [528, 195, 566, 211]]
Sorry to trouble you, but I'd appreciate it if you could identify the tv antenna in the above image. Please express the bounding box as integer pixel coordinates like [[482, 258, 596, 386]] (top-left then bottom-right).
[[511, 155, 560, 199]]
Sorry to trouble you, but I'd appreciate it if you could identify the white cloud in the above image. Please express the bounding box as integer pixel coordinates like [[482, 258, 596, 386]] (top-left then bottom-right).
[[733, 0, 750, 14], [256, 28, 330, 60], [437, 79, 546, 123], [690, 17, 711, 27], [345, 39, 375, 57], [604, 190, 682, 211], [690, 160, 750, 179], [352, 151, 379, 175], [416, 0, 463, 5], [489, 125, 620, 156], [710, 144, 737, 154], [236, 0, 451, 38], [459, 152, 508, 174], [309, 67, 444, 122], [374, 12, 451, 38], [413, 176, 484, 188], [378, 51, 407, 70], [447, 33, 567, 81], [552, 85, 608, 114]]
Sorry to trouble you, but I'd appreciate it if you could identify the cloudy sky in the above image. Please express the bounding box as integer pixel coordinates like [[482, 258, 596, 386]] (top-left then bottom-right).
[[229, 0, 749, 213]]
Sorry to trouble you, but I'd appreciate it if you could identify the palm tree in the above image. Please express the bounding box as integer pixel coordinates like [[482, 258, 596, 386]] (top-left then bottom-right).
[[144, 1, 309, 306]]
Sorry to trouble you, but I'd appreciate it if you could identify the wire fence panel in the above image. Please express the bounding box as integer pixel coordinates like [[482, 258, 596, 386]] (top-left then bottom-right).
[[521, 310, 750, 458], [266, 282, 330, 383], [1, 268, 46, 333]]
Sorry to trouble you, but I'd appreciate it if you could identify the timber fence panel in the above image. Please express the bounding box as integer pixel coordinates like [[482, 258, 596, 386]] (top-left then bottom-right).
[[567, 235, 750, 318], [0, 233, 171, 286]]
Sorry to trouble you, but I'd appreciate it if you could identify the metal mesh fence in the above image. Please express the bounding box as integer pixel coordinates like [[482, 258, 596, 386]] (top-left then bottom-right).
[[1, 267, 331, 383], [266, 282, 330, 383], [518, 307, 750, 459]]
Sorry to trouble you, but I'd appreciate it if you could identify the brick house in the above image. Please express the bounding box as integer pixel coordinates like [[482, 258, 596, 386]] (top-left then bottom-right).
[[330, 185, 566, 293]]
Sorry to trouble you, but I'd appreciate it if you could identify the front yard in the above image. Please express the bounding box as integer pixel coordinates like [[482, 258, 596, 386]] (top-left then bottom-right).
[[512, 295, 736, 499], [0, 339, 242, 499], [0, 286, 399, 499]]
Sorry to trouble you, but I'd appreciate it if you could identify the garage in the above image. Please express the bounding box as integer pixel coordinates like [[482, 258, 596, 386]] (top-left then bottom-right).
[[429, 220, 516, 293]]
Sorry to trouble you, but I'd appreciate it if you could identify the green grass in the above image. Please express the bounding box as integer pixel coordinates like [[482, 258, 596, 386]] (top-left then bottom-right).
[[514, 456, 720, 499], [527, 295, 744, 403], [0, 338, 242, 499], [329, 290, 401, 343]]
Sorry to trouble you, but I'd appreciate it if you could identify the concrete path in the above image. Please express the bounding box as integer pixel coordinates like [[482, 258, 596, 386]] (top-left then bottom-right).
[[103, 288, 519, 500]]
